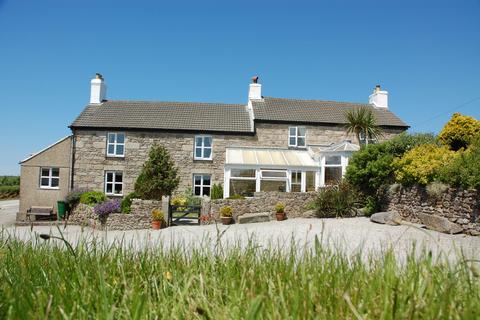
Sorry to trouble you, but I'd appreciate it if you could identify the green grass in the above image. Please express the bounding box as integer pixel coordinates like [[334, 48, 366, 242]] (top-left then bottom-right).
[[0, 234, 479, 319]]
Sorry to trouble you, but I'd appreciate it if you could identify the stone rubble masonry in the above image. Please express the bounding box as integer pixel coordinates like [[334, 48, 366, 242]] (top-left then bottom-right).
[[67, 198, 168, 230], [209, 192, 318, 221], [72, 124, 402, 196], [386, 185, 480, 236]]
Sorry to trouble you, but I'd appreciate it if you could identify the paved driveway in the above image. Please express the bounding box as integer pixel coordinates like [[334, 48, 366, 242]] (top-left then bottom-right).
[[3, 217, 480, 263], [0, 200, 18, 226]]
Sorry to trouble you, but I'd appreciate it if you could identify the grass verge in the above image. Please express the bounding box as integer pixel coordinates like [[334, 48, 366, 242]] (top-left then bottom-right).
[[0, 234, 478, 319]]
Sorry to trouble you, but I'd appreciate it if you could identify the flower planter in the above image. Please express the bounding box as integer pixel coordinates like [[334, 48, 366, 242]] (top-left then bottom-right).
[[152, 220, 162, 230], [275, 212, 285, 221], [221, 217, 233, 225]]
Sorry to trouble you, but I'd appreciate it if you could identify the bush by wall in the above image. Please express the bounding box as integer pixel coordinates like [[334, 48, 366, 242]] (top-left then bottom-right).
[[314, 182, 361, 218], [438, 113, 480, 151], [79, 191, 107, 206], [121, 192, 139, 214]]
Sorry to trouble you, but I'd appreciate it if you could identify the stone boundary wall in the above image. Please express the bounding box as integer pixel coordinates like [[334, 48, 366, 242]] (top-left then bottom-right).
[[209, 192, 317, 221], [68, 198, 168, 230], [386, 186, 480, 236]]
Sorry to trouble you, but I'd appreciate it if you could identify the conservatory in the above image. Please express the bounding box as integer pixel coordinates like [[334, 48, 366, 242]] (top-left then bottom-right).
[[223, 141, 359, 198]]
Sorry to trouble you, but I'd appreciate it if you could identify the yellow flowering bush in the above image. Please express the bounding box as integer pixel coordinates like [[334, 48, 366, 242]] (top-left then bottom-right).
[[438, 113, 480, 150], [394, 144, 457, 185]]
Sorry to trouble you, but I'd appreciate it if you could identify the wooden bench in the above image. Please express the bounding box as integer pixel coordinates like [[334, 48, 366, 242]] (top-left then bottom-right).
[[27, 206, 54, 221]]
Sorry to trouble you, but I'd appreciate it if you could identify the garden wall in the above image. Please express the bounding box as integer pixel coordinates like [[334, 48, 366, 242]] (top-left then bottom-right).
[[386, 186, 480, 236], [209, 192, 317, 221], [68, 198, 168, 230]]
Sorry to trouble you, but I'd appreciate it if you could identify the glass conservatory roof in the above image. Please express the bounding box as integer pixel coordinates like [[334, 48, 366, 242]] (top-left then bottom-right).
[[226, 147, 317, 167]]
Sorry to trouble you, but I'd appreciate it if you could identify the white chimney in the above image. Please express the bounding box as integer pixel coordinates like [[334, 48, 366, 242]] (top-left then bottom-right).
[[248, 76, 262, 100], [368, 85, 388, 109], [90, 73, 107, 104]]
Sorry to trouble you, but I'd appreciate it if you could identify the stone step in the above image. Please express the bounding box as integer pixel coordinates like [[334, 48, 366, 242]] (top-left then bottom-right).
[[237, 212, 271, 224]]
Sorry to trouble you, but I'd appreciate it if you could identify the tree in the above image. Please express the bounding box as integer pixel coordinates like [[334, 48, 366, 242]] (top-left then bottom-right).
[[344, 107, 382, 146], [438, 113, 480, 151], [134, 144, 180, 200]]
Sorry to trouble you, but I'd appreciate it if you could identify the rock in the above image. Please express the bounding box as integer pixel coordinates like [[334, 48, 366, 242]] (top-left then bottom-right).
[[237, 212, 270, 224], [302, 210, 317, 218], [417, 213, 463, 234], [370, 211, 402, 226], [468, 229, 480, 236]]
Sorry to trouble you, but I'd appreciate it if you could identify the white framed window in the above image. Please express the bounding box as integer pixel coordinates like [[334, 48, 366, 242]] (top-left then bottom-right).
[[107, 132, 125, 157], [290, 171, 302, 192], [323, 155, 343, 186], [359, 132, 377, 145], [40, 167, 59, 189], [260, 169, 287, 192], [193, 174, 211, 196], [194, 136, 213, 160], [288, 127, 306, 148], [105, 171, 123, 196]]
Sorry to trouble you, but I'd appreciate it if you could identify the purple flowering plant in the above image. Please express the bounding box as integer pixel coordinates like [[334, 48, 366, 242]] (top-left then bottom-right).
[[94, 199, 121, 223]]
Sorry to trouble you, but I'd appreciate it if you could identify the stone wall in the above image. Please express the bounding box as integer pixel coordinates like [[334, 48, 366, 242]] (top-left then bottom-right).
[[67, 199, 168, 230], [386, 186, 480, 236], [209, 192, 317, 221]]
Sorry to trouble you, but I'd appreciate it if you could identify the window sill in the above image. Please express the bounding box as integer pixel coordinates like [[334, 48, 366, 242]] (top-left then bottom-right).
[[193, 158, 213, 162], [106, 193, 123, 197], [40, 187, 60, 190], [106, 154, 125, 159]]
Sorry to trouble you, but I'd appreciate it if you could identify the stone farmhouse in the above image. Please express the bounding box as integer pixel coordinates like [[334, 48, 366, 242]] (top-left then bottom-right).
[[18, 74, 408, 220]]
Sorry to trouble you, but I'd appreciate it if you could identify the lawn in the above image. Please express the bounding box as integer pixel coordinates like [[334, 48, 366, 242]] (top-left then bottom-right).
[[0, 233, 478, 319]]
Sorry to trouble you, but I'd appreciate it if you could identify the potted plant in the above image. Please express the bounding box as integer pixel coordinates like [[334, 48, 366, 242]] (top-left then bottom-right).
[[275, 202, 286, 221], [220, 206, 233, 225], [151, 209, 165, 230]]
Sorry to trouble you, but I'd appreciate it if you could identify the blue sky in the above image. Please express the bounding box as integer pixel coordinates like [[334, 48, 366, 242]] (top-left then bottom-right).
[[1, 0, 479, 175]]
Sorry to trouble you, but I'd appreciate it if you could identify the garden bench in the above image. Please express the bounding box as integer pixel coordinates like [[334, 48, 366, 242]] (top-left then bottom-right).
[[26, 206, 54, 221]]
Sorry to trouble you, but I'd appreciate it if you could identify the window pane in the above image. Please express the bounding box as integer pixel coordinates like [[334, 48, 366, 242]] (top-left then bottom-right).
[[260, 180, 286, 192], [116, 145, 124, 155], [203, 175, 211, 186], [325, 167, 342, 185], [114, 183, 122, 194], [298, 127, 306, 136], [262, 170, 287, 178], [229, 179, 256, 197], [289, 127, 296, 136], [289, 137, 296, 146], [116, 133, 125, 143], [194, 175, 201, 185], [41, 178, 49, 186], [203, 148, 212, 159], [297, 137, 306, 147], [106, 172, 113, 182], [291, 171, 301, 183], [195, 137, 203, 147], [231, 169, 255, 178], [108, 133, 115, 143], [194, 187, 201, 196], [203, 187, 211, 196], [106, 183, 113, 194], [51, 168, 60, 177], [204, 137, 212, 147], [325, 156, 341, 165], [291, 184, 301, 192], [108, 144, 115, 155], [41, 168, 50, 177], [51, 178, 59, 187], [306, 171, 316, 192], [115, 173, 123, 183], [195, 148, 202, 158]]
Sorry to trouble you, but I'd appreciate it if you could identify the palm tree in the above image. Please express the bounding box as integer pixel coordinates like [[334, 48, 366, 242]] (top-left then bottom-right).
[[344, 107, 383, 146]]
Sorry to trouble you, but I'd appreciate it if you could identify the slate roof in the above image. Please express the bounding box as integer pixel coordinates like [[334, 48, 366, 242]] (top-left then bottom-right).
[[70, 100, 253, 133], [252, 97, 408, 128]]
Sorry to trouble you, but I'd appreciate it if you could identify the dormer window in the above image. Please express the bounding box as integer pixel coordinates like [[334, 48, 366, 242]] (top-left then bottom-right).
[[288, 127, 306, 148], [194, 135, 212, 160], [107, 132, 125, 157]]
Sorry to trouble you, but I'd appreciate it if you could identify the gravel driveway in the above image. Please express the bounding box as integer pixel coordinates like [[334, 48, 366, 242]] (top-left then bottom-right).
[[4, 217, 480, 263]]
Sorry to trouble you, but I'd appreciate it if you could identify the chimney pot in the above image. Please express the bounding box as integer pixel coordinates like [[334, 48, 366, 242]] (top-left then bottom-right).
[[248, 76, 262, 100], [90, 73, 107, 104]]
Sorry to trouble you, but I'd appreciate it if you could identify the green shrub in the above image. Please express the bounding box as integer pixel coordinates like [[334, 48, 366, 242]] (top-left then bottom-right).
[[121, 192, 139, 214], [227, 194, 246, 200], [394, 144, 457, 186], [151, 209, 165, 221], [211, 183, 223, 200], [79, 191, 107, 206], [439, 137, 480, 189], [65, 188, 89, 208], [314, 182, 361, 218], [220, 206, 233, 217], [0, 176, 20, 186], [182, 188, 201, 206], [275, 202, 285, 213], [363, 196, 380, 216], [134, 144, 180, 200], [438, 113, 480, 151]]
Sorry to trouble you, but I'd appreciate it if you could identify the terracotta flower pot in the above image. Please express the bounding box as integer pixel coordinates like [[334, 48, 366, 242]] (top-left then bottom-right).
[[221, 217, 233, 225], [275, 212, 285, 221], [152, 220, 161, 230]]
